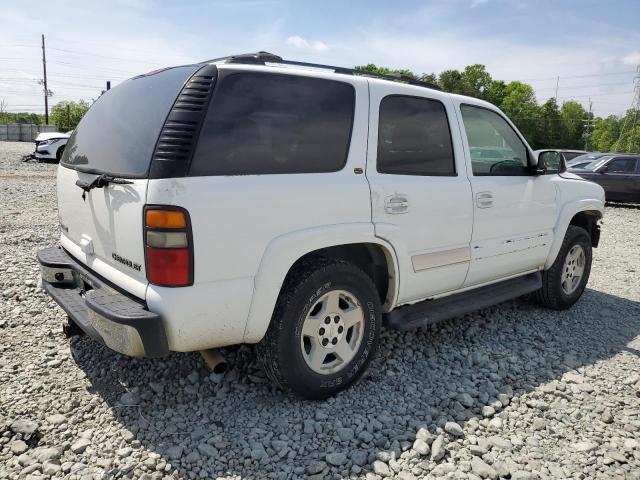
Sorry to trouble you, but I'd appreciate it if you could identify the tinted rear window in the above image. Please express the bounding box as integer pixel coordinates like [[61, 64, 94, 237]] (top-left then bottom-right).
[[190, 72, 355, 176], [377, 95, 455, 176], [62, 65, 198, 177]]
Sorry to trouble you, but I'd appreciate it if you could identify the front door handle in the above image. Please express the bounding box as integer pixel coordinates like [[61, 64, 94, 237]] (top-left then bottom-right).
[[385, 194, 409, 214], [476, 191, 494, 208]]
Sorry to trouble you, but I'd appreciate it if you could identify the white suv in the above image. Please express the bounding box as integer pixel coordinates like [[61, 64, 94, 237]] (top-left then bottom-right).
[[38, 52, 605, 399]]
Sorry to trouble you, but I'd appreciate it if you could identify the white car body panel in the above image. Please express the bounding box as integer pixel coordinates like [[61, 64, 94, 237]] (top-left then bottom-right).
[[365, 79, 474, 304], [51, 62, 605, 354], [57, 165, 149, 299]]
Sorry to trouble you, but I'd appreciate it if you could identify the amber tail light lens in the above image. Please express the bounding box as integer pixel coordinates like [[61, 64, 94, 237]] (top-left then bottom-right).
[[144, 206, 193, 287]]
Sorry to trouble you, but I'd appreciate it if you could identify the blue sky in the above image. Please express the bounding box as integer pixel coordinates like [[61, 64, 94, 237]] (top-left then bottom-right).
[[1, 0, 639, 117]]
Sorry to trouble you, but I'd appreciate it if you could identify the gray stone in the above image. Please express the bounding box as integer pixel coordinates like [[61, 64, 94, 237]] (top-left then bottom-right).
[[306, 460, 325, 475], [511, 471, 539, 480], [413, 438, 430, 455], [119, 391, 140, 406], [326, 452, 347, 466], [471, 457, 498, 479], [31, 447, 62, 463], [431, 434, 446, 461], [351, 450, 368, 466], [337, 427, 354, 442], [10, 419, 39, 438], [444, 421, 464, 437], [197, 443, 216, 457], [373, 460, 392, 477], [45, 414, 66, 425], [165, 445, 183, 459], [457, 392, 474, 408], [10, 440, 28, 455], [70, 438, 91, 454], [573, 440, 598, 452]]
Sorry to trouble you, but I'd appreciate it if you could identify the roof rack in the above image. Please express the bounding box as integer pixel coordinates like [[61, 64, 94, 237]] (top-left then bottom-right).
[[201, 51, 441, 91]]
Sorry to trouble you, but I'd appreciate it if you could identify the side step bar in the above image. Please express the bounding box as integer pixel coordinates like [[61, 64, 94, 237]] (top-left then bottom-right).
[[384, 272, 542, 331]]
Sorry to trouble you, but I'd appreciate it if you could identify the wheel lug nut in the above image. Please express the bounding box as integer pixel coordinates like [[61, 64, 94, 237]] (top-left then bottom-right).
[[338, 326, 343, 333], [319, 328, 325, 335], [322, 339, 329, 346], [332, 338, 338, 345], [324, 317, 331, 324], [334, 317, 340, 323]]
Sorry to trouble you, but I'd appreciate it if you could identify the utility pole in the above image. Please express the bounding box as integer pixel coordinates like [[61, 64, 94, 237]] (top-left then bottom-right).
[[41, 34, 49, 125], [554, 76, 559, 103], [583, 98, 593, 151]]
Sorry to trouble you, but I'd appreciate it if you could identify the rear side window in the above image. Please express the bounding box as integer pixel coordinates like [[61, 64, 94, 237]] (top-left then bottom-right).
[[606, 158, 637, 173], [190, 72, 355, 176], [377, 95, 455, 176], [62, 65, 199, 177]]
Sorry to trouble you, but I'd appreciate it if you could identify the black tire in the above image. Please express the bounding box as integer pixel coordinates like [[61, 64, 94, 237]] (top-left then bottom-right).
[[535, 225, 592, 310], [55, 145, 65, 163], [257, 257, 382, 399]]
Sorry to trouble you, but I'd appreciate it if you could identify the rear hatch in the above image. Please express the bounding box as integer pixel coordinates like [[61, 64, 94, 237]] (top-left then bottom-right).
[[57, 65, 199, 299]]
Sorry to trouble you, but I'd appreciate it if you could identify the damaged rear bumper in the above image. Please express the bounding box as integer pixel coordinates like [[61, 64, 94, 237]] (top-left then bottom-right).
[[37, 246, 168, 358]]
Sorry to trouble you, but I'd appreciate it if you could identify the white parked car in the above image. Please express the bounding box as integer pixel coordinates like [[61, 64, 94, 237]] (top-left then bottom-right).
[[34, 130, 71, 162], [38, 53, 605, 399]]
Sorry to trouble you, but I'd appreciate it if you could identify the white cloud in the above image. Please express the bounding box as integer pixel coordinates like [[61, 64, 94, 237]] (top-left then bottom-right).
[[286, 35, 329, 52], [622, 51, 640, 66]]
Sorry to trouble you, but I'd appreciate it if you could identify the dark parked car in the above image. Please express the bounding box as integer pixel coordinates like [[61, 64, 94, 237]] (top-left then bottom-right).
[[570, 154, 640, 203]]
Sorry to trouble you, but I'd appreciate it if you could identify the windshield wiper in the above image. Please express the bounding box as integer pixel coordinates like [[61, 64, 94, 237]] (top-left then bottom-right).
[[76, 174, 134, 192]]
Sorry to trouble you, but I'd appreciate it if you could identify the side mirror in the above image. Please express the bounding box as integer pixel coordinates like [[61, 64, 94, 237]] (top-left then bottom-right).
[[597, 165, 608, 174], [536, 150, 563, 175]]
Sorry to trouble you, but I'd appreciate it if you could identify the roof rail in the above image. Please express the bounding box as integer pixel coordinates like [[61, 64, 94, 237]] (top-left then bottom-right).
[[201, 51, 441, 91]]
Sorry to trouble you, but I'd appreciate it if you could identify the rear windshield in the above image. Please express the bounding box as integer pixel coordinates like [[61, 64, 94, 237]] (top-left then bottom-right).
[[61, 65, 198, 177]]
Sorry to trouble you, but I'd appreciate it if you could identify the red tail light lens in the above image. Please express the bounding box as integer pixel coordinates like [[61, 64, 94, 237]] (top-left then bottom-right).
[[144, 206, 193, 287]]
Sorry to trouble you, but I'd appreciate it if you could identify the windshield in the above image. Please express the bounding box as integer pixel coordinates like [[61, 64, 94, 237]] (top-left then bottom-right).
[[581, 156, 613, 170], [567, 153, 606, 165], [61, 65, 198, 177]]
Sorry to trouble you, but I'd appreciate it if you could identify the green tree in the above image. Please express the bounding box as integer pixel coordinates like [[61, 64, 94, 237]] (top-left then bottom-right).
[[438, 69, 467, 95], [50, 100, 91, 131], [499, 81, 540, 146], [354, 63, 417, 79], [461, 64, 493, 99], [483, 80, 507, 107], [589, 115, 620, 152], [536, 98, 562, 148], [559, 101, 587, 149]]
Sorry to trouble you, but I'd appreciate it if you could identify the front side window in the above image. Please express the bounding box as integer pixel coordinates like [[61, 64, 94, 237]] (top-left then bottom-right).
[[605, 158, 637, 173], [460, 105, 529, 176], [377, 96, 455, 176], [190, 72, 355, 176]]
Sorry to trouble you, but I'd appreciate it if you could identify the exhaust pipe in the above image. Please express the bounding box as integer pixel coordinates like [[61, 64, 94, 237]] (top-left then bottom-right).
[[200, 349, 228, 374]]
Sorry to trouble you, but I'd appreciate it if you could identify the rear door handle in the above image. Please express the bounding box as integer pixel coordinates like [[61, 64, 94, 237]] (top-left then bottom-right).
[[385, 194, 409, 214], [476, 191, 494, 208]]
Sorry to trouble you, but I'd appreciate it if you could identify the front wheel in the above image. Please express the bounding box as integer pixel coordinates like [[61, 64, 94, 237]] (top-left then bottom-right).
[[257, 257, 381, 399], [55, 145, 65, 163], [535, 225, 592, 310]]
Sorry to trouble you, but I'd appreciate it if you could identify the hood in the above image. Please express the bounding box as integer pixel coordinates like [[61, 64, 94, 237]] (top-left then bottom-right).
[[35, 132, 71, 142]]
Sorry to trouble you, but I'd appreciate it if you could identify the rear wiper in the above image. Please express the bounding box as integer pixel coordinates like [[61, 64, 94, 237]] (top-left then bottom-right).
[[76, 174, 134, 192]]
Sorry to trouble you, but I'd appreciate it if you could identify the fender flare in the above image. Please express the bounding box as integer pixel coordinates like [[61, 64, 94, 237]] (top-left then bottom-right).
[[544, 198, 604, 269], [242, 223, 400, 343]]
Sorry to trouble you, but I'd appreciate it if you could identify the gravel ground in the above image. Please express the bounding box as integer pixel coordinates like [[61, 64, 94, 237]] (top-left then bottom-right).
[[1, 140, 639, 480]]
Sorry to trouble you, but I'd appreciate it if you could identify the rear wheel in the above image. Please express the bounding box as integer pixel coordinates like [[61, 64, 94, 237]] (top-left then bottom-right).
[[536, 225, 592, 310], [257, 257, 381, 399]]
